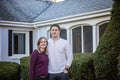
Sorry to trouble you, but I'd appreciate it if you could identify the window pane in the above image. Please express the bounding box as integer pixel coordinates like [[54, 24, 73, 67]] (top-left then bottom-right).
[[99, 23, 108, 39], [13, 33, 25, 54], [83, 26, 93, 53], [60, 29, 67, 40], [72, 27, 81, 53], [47, 30, 50, 39]]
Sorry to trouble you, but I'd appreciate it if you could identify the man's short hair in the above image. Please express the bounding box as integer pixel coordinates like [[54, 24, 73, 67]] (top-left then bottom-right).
[[50, 24, 61, 31]]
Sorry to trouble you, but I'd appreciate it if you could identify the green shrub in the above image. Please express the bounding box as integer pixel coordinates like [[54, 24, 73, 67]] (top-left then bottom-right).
[[93, 0, 120, 80], [0, 62, 20, 80], [20, 56, 30, 80], [69, 54, 96, 80], [117, 55, 120, 79], [20, 54, 96, 80]]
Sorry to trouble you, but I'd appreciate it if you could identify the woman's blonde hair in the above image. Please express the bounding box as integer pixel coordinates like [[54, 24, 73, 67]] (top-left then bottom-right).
[[37, 37, 48, 55]]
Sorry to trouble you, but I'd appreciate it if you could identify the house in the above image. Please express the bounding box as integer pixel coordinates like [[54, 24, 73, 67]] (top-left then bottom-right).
[[0, 0, 113, 63]]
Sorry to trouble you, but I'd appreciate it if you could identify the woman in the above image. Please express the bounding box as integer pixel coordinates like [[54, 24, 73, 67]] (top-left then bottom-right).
[[30, 37, 48, 80]]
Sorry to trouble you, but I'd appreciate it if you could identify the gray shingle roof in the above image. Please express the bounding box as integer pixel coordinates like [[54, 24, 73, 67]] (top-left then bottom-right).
[[34, 0, 113, 22], [0, 0, 113, 22], [0, 0, 52, 22]]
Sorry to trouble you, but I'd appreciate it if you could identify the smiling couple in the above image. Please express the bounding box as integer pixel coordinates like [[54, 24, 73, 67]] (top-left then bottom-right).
[[30, 24, 73, 80]]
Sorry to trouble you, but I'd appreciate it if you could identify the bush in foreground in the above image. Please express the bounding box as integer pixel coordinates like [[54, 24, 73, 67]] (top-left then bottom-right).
[[94, 0, 120, 80], [69, 54, 96, 80], [0, 62, 20, 80], [117, 55, 120, 79], [20, 56, 30, 80], [20, 54, 96, 80]]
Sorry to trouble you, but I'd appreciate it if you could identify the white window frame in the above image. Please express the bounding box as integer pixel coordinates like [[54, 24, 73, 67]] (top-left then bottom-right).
[[71, 25, 83, 53], [47, 30, 50, 39], [96, 21, 109, 46], [10, 31, 29, 59], [71, 25, 93, 53]]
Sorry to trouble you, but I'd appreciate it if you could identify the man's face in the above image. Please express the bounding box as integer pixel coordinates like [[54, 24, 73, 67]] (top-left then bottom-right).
[[50, 26, 60, 38]]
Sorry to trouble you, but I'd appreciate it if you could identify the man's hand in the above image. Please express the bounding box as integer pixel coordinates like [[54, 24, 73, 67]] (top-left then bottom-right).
[[64, 66, 69, 73], [64, 68, 68, 73]]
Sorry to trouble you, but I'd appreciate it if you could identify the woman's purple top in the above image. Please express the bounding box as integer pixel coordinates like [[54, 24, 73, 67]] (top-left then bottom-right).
[[30, 49, 49, 80]]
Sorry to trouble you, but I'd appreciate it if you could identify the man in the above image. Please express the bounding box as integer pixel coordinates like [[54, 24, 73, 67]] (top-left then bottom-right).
[[48, 24, 73, 80]]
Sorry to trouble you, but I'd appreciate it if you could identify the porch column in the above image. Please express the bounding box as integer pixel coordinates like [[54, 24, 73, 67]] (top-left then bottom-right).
[[81, 25, 84, 53], [92, 25, 97, 53], [67, 29, 70, 44], [0, 28, 1, 61]]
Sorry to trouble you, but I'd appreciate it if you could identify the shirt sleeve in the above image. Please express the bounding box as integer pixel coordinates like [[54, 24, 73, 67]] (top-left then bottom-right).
[[65, 41, 73, 67], [30, 50, 37, 80]]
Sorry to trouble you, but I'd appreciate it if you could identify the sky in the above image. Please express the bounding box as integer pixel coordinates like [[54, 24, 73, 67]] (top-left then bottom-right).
[[55, 0, 65, 2]]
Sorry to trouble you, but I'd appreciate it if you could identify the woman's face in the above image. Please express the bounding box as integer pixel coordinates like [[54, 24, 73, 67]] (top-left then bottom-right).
[[38, 38, 47, 49]]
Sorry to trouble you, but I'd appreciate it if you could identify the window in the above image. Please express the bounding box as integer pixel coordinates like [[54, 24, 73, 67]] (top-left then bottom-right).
[[72, 27, 82, 53], [8, 30, 33, 57], [72, 26, 93, 53], [47, 30, 50, 39], [99, 23, 108, 39], [13, 33, 25, 54], [12, 31, 28, 55], [83, 26, 93, 53], [60, 29, 67, 40]]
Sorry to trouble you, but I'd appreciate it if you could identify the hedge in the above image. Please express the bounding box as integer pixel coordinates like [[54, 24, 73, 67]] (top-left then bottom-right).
[[93, 0, 120, 80], [20, 56, 30, 80], [0, 62, 20, 80], [20, 54, 96, 80], [117, 55, 120, 79], [69, 54, 96, 80]]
